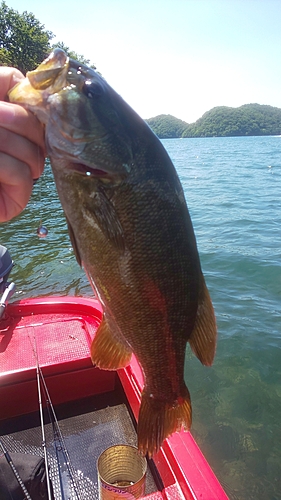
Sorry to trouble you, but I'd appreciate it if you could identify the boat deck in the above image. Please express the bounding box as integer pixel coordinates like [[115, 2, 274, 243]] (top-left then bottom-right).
[[0, 297, 161, 499], [0, 394, 158, 499]]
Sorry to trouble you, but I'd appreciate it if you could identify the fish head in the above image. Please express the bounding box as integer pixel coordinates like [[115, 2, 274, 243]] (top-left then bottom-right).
[[9, 49, 134, 182]]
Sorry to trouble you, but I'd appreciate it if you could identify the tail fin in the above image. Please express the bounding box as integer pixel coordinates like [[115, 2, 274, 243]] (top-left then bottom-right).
[[137, 386, 192, 457]]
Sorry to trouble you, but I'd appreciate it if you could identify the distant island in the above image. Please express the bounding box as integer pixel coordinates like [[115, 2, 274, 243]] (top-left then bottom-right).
[[146, 103, 281, 138]]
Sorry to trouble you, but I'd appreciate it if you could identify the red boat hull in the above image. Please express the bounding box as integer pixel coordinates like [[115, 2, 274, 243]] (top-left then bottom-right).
[[0, 296, 228, 499]]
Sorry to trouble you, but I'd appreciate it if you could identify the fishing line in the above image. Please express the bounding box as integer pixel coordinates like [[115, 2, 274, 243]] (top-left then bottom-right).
[[29, 335, 83, 500], [31, 335, 53, 500], [40, 374, 83, 500], [34, 173, 48, 238]]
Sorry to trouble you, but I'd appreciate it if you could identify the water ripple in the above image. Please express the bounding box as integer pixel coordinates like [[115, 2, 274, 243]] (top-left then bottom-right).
[[1, 137, 281, 500]]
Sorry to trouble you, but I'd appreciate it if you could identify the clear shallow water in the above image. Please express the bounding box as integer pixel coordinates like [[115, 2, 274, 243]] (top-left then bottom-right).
[[1, 136, 281, 500]]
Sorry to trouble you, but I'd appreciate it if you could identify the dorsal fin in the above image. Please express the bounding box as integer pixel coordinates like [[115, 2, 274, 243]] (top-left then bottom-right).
[[188, 276, 217, 366]]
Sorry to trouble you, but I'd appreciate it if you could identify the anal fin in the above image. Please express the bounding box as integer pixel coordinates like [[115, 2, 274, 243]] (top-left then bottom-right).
[[91, 313, 132, 370], [189, 276, 217, 366]]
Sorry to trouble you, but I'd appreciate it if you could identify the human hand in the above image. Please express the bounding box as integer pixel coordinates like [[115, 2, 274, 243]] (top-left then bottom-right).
[[0, 66, 45, 222]]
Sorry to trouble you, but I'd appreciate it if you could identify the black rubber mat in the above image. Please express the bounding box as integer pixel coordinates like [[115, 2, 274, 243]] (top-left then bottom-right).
[[1, 403, 157, 499]]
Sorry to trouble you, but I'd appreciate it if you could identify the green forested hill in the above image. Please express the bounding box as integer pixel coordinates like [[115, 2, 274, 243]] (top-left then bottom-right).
[[146, 104, 281, 138], [146, 114, 187, 138]]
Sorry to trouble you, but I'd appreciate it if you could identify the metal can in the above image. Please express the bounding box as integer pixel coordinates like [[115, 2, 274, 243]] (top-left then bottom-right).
[[97, 444, 147, 499]]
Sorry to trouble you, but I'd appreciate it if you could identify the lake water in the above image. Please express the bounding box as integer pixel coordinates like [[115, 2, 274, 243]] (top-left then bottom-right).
[[1, 136, 281, 500]]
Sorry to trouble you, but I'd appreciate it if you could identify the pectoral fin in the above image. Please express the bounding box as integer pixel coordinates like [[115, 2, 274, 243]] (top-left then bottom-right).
[[84, 187, 126, 252], [188, 276, 217, 366], [91, 313, 132, 370]]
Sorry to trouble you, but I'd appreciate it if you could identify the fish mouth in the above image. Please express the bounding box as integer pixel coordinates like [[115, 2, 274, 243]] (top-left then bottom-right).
[[69, 163, 109, 178], [68, 163, 127, 186]]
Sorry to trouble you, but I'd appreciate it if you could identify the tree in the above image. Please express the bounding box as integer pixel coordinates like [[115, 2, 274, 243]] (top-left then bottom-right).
[[181, 104, 281, 138], [0, 1, 54, 73], [147, 104, 281, 139], [0, 2, 97, 74], [146, 114, 187, 138]]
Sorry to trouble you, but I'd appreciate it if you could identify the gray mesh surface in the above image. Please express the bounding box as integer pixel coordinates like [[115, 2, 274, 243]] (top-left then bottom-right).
[[1, 404, 157, 499]]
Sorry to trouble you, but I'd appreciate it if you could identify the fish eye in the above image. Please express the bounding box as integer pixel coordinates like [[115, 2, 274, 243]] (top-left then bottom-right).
[[82, 80, 104, 99]]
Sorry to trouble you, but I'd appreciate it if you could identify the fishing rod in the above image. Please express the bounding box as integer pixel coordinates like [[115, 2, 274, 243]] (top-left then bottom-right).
[[29, 336, 83, 500], [32, 335, 54, 500], [40, 369, 84, 500], [0, 438, 32, 500]]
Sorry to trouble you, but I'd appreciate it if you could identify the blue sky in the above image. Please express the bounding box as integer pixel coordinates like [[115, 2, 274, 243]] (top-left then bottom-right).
[[5, 0, 281, 122]]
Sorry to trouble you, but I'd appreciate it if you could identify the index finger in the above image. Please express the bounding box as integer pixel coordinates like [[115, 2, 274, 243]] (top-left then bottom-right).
[[0, 66, 24, 101]]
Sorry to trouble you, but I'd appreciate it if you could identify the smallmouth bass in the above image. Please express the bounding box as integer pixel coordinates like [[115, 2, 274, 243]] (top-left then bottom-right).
[[9, 49, 217, 457]]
